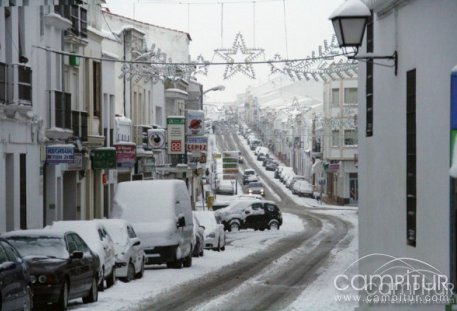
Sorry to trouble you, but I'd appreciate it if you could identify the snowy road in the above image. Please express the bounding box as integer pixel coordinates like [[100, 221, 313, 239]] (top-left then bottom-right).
[[67, 127, 358, 311]]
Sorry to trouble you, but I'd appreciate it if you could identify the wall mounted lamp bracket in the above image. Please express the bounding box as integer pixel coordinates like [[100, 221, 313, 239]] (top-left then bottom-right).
[[349, 50, 398, 76]]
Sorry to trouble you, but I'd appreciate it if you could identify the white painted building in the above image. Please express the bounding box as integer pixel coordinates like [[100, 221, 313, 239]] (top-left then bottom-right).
[[322, 78, 358, 205], [354, 0, 457, 309]]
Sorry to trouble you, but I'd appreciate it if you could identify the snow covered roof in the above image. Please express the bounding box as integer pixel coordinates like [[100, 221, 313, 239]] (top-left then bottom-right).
[[102, 9, 192, 41], [3, 229, 67, 238]]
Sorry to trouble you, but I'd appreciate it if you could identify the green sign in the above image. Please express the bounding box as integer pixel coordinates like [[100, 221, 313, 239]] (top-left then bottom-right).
[[167, 117, 185, 125], [92, 149, 116, 169]]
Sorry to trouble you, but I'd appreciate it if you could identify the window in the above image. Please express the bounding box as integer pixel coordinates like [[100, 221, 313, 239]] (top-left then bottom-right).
[[55, 91, 71, 129], [331, 88, 339, 107], [92, 62, 101, 117], [366, 10, 374, 137], [332, 130, 340, 147], [20, 154, 26, 230], [0, 245, 8, 263], [18, 65, 32, 103], [344, 130, 358, 146], [0, 63, 6, 103], [344, 88, 357, 105], [127, 226, 137, 239], [80, 7, 87, 38], [2, 242, 20, 262], [406, 69, 416, 247]]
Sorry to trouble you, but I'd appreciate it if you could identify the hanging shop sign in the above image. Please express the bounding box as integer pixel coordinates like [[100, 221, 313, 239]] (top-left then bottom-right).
[[115, 143, 136, 169], [139, 157, 155, 173], [186, 110, 205, 135], [167, 116, 185, 155], [91, 148, 116, 170], [67, 152, 83, 171], [46, 144, 74, 165], [186, 136, 208, 153], [222, 151, 239, 180], [148, 128, 166, 149]]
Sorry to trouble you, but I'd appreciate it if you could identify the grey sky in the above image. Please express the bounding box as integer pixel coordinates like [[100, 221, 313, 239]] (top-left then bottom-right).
[[104, 0, 344, 102]]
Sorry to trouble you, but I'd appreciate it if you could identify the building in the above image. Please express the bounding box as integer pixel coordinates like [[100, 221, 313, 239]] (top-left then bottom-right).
[[352, 0, 457, 309], [321, 78, 358, 205]]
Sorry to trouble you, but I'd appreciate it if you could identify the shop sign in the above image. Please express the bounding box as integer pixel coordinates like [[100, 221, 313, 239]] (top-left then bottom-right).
[[67, 152, 83, 171], [139, 157, 155, 173], [115, 144, 136, 169], [167, 116, 185, 155], [46, 144, 74, 164], [186, 136, 208, 152], [328, 163, 340, 173], [186, 110, 205, 135], [92, 148, 116, 169]]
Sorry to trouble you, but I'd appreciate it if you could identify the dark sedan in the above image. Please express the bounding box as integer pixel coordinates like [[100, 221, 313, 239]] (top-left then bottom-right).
[[0, 237, 32, 311], [3, 229, 100, 310]]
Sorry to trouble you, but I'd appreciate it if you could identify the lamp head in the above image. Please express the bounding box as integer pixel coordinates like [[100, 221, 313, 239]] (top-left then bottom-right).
[[329, 0, 371, 48]]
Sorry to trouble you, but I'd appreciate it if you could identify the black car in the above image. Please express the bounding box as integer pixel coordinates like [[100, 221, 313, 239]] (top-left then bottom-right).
[[218, 200, 282, 231], [0, 237, 32, 311], [265, 160, 279, 171], [242, 169, 257, 185], [4, 229, 100, 310]]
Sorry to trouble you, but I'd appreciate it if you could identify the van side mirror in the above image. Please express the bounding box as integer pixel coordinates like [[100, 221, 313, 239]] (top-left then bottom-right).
[[133, 241, 141, 247], [177, 216, 186, 228], [70, 251, 83, 260]]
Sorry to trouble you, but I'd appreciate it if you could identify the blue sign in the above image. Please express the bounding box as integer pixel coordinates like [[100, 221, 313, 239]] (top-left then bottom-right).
[[46, 145, 75, 164]]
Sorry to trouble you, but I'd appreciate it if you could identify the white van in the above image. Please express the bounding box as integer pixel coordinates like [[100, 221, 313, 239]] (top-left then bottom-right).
[[111, 180, 194, 269]]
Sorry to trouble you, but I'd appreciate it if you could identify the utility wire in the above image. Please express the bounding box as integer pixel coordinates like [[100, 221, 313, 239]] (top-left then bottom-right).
[[34, 45, 352, 66]]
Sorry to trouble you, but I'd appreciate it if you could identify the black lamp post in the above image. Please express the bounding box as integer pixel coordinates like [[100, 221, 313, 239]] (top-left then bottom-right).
[[329, 0, 398, 75]]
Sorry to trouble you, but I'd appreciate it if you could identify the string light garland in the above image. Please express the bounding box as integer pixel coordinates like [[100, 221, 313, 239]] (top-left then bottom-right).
[[214, 32, 264, 79], [34, 35, 357, 83]]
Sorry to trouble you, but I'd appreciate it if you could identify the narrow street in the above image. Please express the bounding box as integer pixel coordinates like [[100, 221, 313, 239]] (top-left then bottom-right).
[[135, 126, 354, 311]]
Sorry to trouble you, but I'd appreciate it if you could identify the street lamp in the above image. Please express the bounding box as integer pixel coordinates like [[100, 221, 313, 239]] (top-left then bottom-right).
[[202, 85, 226, 96], [329, 0, 398, 75]]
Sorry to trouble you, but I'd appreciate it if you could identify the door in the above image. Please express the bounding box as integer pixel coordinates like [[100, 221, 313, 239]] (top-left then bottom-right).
[[244, 203, 265, 229], [349, 173, 358, 204], [72, 234, 95, 294], [127, 225, 142, 272], [0, 241, 25, 310], [66, 234, 85, 295]]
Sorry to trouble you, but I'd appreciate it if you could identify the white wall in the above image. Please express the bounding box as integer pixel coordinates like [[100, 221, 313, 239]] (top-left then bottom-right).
[[358, 0, 457, 290]]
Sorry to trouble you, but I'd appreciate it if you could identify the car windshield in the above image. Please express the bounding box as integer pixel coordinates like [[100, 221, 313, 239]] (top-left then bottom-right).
[[103, 224, 129, 246], [248, 182, 262, 188], [7, 236, 69, 259]]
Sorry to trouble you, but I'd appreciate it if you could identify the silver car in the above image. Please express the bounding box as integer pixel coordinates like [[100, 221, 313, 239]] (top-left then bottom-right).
[[194, 211, 226, 251], [96, 219, 145, 282]]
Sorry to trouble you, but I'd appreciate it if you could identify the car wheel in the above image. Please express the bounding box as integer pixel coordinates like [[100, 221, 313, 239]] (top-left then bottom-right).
[[23, 285, 33, 311], [57, 280, 69, 310], [124, 262, 135, 282], [183, 253, 192, 268], [135, 258, 145, 279], [106, 267, 116, 288], [97, 268, 105, 292], [167, 259, 182, 269], [269, 220, 280, 230], [199, 248, 204, 257], [82, 276, 98, 304], [230, 221, 240, 232]]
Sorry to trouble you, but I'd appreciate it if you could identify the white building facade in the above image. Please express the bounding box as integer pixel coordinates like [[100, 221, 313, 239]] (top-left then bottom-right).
[[356, 1, 457, 309]]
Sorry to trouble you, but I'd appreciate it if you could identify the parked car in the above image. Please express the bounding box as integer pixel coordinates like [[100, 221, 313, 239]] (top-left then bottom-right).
[[48, 220, 116, 291], [216, 199, 282, 232], [112, 180, 194, 269], [0, 237, 32, 311], [292, 180, 314, 198], [3, 229, 99, 310], [266, 161, 279, 171], [192, 214, 205, 257], [96, 219, 145, 282], [279, 167, 294, 182], [288, 175, 306, 190], [194, 211, 226, 251], [216, 179, 236, 195], [247, 181, 265, 196], [242, 169, 256, 185]]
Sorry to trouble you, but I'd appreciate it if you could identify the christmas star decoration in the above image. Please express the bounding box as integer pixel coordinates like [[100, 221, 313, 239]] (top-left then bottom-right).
[[191, 54, 209, 77], [214, 32, 264, 80]]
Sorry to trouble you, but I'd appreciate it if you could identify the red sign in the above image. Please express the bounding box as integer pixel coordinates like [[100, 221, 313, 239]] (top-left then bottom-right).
[[115, 143, 136, 169], [170, 140, 183, 152]]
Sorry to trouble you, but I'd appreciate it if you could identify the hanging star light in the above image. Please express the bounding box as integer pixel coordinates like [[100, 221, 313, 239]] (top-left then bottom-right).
[[214, 32, 264, 80], [269, 36, 358, 82], [191, 54, 210, 77]]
